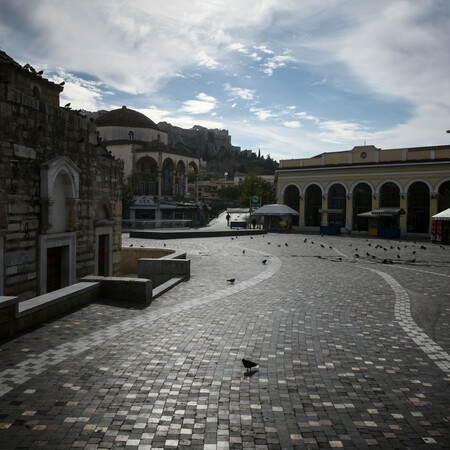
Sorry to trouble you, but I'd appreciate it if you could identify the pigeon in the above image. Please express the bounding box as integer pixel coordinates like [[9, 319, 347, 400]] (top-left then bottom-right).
[[227, 278, 235, 283], [242, 358, 258, 372], [320, 244, 325, 248], [397, 255, 401, 258], [242, 250, 245, 254], [250, 237, 253, 239], [420, 245, 426, 250], [37, 70, 43, 75], [64, 102, 71, 108], [355, 254, 360, 258], [285, 243, 288, 247], [129, 244, 133, 247], [262, 260, 267, 265], [366, 252, 371, 257], [59, 81, 65, 86]]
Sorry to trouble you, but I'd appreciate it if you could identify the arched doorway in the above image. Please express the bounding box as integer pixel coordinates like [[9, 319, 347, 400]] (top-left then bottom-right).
[[438, 180, 450, 213], [283, 185, 300, 226], [305, 184, 321, 226], [161, 158, 175, 196], [328, 183, 346, 227], [135, 156, 158, 195], [380, 182, 400, 207], [353, 183, 372, 231], [407, 182, 430, 233]]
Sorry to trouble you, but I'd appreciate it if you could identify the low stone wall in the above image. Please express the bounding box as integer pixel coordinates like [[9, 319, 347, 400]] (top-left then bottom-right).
[[138, 258, 190, 287], [0, 282, 100, 340], [121, 247, 175, 274], [0, 247, 191, 340], [82, 276, 152, 304]]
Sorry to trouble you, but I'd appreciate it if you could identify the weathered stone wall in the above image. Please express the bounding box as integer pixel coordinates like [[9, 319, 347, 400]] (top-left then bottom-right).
[[0, 58, 123, 300]]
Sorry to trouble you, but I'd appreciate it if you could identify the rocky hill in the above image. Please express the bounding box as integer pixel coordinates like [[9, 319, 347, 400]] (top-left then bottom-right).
[[157, 122, 241, 158]]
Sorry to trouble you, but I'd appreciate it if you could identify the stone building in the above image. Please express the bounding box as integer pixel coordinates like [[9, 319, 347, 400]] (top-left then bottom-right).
[[95, 107, 202, 225], [0, 49, 123, 300], [276, 144, 450, 236]]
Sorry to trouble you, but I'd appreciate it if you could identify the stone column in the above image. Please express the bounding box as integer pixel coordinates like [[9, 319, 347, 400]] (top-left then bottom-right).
[[399, 194, 407, 235], [157, 170, 162, 198], [172, 171, 176, 197], [298, 197, 305, 227], [321, 195, 327, 226], [184, 170, 189, 196], [345, 195, 353, 230]]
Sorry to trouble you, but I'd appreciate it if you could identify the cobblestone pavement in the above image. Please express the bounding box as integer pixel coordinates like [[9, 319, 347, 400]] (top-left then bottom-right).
[[0, 232, 449, 449]]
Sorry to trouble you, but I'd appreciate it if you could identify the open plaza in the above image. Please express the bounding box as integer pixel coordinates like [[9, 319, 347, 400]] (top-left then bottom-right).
[[0, 215, 449, 449]]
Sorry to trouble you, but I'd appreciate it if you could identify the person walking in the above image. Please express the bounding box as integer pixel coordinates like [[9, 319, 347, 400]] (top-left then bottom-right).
[[226, 213, 231, 226]]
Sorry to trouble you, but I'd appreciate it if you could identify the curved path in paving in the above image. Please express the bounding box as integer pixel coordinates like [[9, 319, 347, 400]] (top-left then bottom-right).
[[0, 233, 449, 449]]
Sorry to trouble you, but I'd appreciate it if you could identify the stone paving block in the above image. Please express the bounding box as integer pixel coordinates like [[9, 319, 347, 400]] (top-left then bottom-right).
[[0, 233, 449, 448]]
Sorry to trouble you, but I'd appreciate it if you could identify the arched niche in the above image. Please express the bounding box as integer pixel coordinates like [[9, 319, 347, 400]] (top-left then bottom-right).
[[40, 156, 80, 234]]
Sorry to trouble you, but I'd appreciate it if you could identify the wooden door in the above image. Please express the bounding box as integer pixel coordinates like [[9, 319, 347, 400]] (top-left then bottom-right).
[[47, 246, 62, 292]]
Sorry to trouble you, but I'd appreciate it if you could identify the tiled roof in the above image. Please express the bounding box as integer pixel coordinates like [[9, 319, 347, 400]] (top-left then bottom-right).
[[95, 106, 160, 130]]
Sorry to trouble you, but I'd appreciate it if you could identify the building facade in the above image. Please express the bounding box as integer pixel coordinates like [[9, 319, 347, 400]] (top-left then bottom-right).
[[95, 107, 202, 225], [276, 145, 450, 235], [0, 49, 123, 300]]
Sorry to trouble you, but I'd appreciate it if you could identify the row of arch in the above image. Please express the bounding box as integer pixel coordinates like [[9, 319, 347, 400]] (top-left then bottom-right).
[[135, 155, 199, 197], [283, 179, 450, 233]]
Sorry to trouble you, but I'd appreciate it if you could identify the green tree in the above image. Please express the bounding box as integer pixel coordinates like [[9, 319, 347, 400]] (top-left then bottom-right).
[[236, 175, 276, 208]]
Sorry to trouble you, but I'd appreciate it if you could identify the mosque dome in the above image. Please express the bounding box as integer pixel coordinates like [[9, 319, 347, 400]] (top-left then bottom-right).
[[95, 106, 160, 130]]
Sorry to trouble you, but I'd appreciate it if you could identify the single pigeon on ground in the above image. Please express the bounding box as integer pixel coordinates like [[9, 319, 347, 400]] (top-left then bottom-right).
[[242, 358, 258, 372], [227, 278, 235, 283]]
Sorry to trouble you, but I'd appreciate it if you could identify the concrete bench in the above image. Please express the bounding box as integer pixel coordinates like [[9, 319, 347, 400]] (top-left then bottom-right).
[[0, 282, 100, 339], [82, 276, 152, 304]]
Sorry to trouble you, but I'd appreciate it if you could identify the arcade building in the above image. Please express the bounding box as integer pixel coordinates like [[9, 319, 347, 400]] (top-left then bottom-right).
[[276, 144, 450, 237]]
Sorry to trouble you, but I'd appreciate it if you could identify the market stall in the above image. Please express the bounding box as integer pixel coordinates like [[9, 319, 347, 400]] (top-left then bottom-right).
[[431, 208, 450, 244], [252, 204, 299, 231], [357, 208, 405, 238]]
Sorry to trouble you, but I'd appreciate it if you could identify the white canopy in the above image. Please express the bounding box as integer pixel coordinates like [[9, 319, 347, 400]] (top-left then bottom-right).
[[432, 208, 450, 221], [252, 204, 299, 216], [358, 207, 405, 218]]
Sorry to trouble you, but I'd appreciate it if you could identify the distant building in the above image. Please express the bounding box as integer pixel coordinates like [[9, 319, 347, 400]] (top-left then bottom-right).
[[0, 49, 123, 299], [196, 179, 234, 200], [276, 145, 450, 236], [95, 107, 202, 226]]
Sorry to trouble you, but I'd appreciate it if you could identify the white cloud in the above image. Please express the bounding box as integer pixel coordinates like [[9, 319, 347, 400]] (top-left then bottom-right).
[[295, 112, 319, 123], [249, 107, 274, 121], [254, 45, 274, 55], [55, 72, 110, 111], [312, 78, 327, 86], [181, 93, 217, 114], [224, 83, 256, 101], [262, 52, 296, 76], [228, 42, 248, 53], [283, 121, 301, 128], [314, 120, 372, 145], [196, 52, 219, 69]]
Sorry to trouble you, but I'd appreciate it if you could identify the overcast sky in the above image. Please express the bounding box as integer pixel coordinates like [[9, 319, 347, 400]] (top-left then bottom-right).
[[1, 0, 449, 160]]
